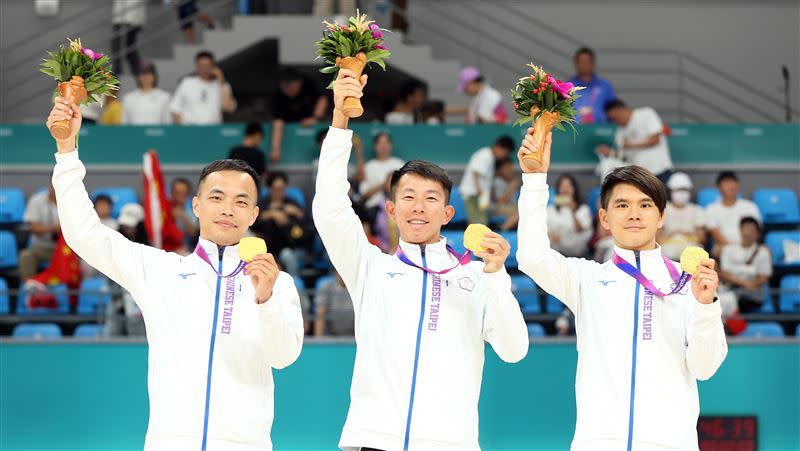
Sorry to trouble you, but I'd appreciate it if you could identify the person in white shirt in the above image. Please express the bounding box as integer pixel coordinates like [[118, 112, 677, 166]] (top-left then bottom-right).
[[598, 99, 674, 185], [121, 62, 172, 125], [18, 185, 60, 280], [459, 136, 514, 225], [547, 174, 593, 257], [516, 128, 727, 451], [170, 50, 237, 125], [313, 69, 528, 451], [455, 66, 508, 124], [384, 81, 426, 125], [111, 0, 146, 75], [360, 132, 405, 209], [658, 172, 706, 261], [705, 171, 762, 256], [719, 217, 773, 313], [46, 97, 303, 450]]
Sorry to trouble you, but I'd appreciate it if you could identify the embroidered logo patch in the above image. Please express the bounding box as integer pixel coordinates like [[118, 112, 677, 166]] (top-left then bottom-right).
[[457, 277, 475, 292]]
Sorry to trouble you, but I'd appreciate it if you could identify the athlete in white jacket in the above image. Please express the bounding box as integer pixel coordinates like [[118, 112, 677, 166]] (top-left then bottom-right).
[[46, 98, 304, 450], [313, 70, 529, 451], [516, 129, 727, 451]]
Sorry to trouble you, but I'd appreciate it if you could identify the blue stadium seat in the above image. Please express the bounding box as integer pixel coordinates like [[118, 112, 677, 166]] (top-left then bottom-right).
[[260, 186, 269, 198], [293, 276, 306, 292], [546, 293, 565, 313], [310, 234, 331, 270], [92, 187, 138, 219], [753, 188, 800, 225], [527, 323, 546, 337], [0, 277, 9, 314], [796, 324, 800, 337], [315, 275, 334, 293], [17, 284, 69, 315], [548, 186, 556, 206], [449, 187, 467, 225], [510, 275, 540, 314], [696, 188, 720, 207], [740, 322, 784, 338], [0, 188, 25, 223], [764, 231, 800, 267], [12, 323, 62, 339], [74, 323, 105, 338], [285, 186, 306, 210], [588, 186, 601, 216], [440, 230, 466, 255], [779, 275, 800, 313], [0, 231, 18, 269], [760, 284, 775, 313], [77, 277, 111, 315], [501, 231, 518, 268]]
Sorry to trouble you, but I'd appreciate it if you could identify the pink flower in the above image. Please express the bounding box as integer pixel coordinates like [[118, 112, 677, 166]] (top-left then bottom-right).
[[376, 41, 388, 50], [369, 23, 383, 40], [545, 74, 573, 99], [81, 48, 103, 60]]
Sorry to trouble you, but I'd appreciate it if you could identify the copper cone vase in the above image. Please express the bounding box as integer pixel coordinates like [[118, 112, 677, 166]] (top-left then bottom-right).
[[49, 76, 88, 141], [336, 52, 367, 118], [522, 108, 560, 171]]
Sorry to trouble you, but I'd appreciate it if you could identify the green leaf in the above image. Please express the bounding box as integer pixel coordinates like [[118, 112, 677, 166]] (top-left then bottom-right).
[[319, 65, 339, 74]]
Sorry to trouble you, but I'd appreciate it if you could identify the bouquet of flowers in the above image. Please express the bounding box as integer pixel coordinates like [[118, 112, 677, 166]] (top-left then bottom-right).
[[511, 63, 584, 168], [315, 10, 391, 118], [40, 38, 119, 140]]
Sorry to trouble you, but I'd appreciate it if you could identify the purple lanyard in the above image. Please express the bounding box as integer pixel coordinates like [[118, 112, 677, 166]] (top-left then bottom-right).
[[612, 252, 692, 298], [194, 244, 246, 278], [396, 245, 471, 275]]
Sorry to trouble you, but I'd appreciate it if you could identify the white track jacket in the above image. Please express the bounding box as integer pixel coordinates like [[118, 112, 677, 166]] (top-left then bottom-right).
[[517, 173, 728, 451], [53, 150, 304, 450], [312, 127, 529, 451]]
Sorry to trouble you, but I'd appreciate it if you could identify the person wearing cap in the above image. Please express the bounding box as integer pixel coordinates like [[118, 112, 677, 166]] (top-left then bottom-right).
[[121, 62, 172, 125], [454, 66, 508, 124], [658, 172, 706, 261], [46, 97, 304, 450]]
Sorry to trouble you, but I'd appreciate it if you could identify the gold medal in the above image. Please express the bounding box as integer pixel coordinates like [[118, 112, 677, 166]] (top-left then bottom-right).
[[680, 246, 709, 275], [464, 224, 492, 253], [238, 237, 267, 262]]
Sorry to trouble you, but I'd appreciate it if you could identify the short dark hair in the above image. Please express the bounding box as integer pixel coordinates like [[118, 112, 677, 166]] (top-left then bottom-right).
[[94, 194, 113, 206], [244, 122, 263, 137], [493, 135, 515, 153], [171, 177, 193, 192], [555, 173, 582, 205], [716, 170, 739, 185], [195, 50, 215, 62], [575, 46, 596, 61], [136, 61, 158, 87], [740, 216, 762, 233], [267, 170, 288, 188], [604, 99, 627, 113], [400, 80, 426, 100], [197, 160, 259, 194], [390, 160, 453, 203], [373, 131, 392, 146], [600, 165, 667, 214]]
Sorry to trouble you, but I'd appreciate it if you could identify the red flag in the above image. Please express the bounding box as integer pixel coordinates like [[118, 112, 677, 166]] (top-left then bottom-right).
[[143, 150, 184, 251], [28, 233, 82, 308]]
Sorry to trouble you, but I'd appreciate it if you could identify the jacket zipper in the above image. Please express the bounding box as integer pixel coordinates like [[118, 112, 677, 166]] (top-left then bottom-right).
[[201, 247, 225, 450], [626, 251, 642, 451], [403, 244, 428, 451]]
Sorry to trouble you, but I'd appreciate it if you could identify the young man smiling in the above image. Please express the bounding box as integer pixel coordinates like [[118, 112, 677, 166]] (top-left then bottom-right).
[[516, 129, 727, 451], [313, 70, 528, 451], [46, 97, 303, 450]]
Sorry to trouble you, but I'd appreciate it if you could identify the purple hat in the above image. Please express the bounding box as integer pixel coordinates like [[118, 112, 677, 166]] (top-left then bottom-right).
[[458, 66, 481, 93]]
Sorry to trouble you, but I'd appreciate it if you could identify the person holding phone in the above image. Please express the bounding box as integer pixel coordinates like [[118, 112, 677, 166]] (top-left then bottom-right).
[[170, 50, 236, 124]]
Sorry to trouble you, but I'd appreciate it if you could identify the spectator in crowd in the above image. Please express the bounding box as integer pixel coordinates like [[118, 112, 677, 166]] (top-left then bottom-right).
[[454, 66, 507, 124], [491, 158, 520, 229], [111, 0, 145, 75], [360, 132, 404, 213], [312, 0, 356, 17], [556, 309, 576, 336], [175, 0, 216, 44], [94, 194, 118, 230], [121, 62, 172, 125], [253, 171, 309, 276], [599, 99, 674, 185], [228, 122, 267, 186], [19, 185, 60, 280], [547, 174, 593, 257], [459, 135, 514, 225], [169, 178, 199, 251], [312, 129, 365, 189], [313, 269, 355, 337], [421, 100, 445, 124], [568, 47, 616, 124], [705, 171, 762, 256], [170, 51, 236, 124], [719, 217, 772, 313], [270, 69, 328, 163], [384, 80, 426, 124], [658, 172, 706, 261]]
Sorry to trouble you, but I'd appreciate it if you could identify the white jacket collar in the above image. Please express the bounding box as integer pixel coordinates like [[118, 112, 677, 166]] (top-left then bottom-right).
[[397, 236, 456, 271], [196, 236, 243, 270], [613, 244, 668, 265]]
